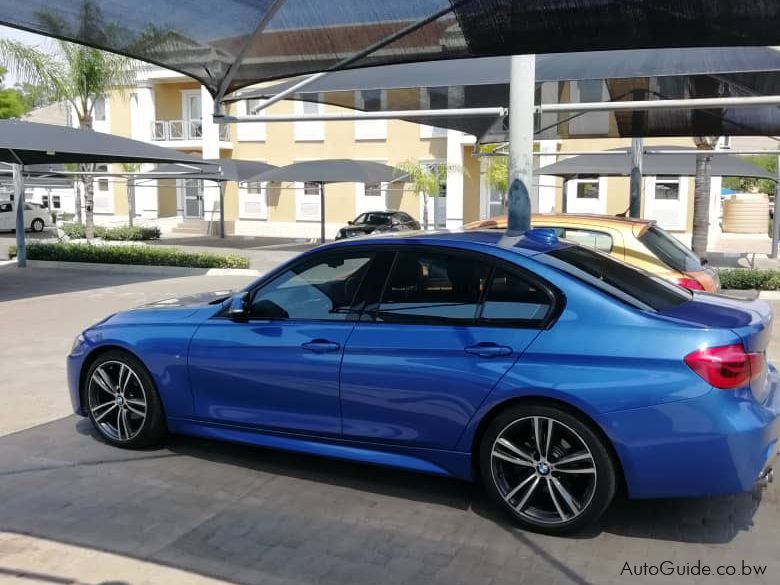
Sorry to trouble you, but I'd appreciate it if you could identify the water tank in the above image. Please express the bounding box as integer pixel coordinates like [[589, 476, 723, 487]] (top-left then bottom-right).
[[722, 193, 770, 233]]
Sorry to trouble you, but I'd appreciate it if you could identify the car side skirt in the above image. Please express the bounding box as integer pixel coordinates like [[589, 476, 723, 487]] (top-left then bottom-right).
[[168, 417, 475, 480]]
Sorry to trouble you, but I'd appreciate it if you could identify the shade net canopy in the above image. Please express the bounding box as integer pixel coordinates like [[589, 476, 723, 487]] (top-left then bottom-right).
[[535, 147, 776, 179], [251, 160, 403, 184], [2, 1, 780, 100], [0, 120, 204, 165], [232, 47, 780, 141], [145, 159, 276, 182]]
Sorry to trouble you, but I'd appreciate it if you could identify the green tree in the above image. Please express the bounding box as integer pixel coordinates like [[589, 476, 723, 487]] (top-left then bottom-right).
[[723, 154, 777, 195], [0, 66, 28, 119], [1, 32, 138, 239], [397, 160, 459, 230]]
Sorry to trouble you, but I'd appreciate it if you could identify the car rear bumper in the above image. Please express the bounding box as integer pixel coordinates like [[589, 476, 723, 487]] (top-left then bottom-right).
[[597, 364, 780, 499]]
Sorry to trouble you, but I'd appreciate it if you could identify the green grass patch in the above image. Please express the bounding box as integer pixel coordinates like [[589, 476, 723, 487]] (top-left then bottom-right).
[[61, 223, 161, 241], [718, 268, 780, 290], [8, 242, 249, 269]]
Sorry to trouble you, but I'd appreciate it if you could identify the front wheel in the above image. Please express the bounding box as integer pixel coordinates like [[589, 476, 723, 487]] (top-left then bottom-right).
[[479, 404, 616, 535], [31, 218, 45, 232], [84, 350, 167, 448]]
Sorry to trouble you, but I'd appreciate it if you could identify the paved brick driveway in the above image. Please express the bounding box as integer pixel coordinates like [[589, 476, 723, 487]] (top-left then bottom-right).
[[0, 415, 777, 585]]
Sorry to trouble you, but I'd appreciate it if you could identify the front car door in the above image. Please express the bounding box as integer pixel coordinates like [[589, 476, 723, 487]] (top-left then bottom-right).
[[340, 246, 557, 449], [188, 250, 375, 435]]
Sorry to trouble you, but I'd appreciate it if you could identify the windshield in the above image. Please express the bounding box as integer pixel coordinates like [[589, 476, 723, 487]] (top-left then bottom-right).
[[539, 244, 691, 311], [638, 225, 703, 272], [355, 213, 391, 226]]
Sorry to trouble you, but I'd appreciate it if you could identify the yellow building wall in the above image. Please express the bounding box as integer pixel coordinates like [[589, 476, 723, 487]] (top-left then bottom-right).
[[155, 82, 201, 120], [463, 146, 481, 223], [158, 179, 178, 217]]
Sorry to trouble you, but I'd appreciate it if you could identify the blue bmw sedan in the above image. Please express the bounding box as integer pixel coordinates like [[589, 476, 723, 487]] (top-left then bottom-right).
[[67, 229, 779, 534]]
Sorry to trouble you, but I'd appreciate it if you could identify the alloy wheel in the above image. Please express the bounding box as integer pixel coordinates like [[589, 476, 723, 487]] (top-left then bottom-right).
[[490, 416, 597, 526], [88, 360, 148, 441]]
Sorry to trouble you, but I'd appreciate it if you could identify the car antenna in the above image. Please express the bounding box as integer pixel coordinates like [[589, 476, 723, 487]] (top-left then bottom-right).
[[499, 178, 531, 247]]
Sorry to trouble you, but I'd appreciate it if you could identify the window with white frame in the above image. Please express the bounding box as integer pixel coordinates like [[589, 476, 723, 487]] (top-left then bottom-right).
[[654, 177, 681, 201], [419, 88, 448, 138], [41, 195, 49, 208], [354, 89, 386, 140], [239, 181, 268, 219], [294, 93, 324, 141], [575, 177, 600, 199], [93, 97, 106, 121], [92, 164, 112, 213], [52, 195, 61, 209], [295, 180, 322, 221], [236, 98, 267, 142]]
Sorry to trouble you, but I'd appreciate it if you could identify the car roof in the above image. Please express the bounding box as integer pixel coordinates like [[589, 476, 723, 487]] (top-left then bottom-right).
[[535, 213, 655, 228], [318, 228, 571, 257]]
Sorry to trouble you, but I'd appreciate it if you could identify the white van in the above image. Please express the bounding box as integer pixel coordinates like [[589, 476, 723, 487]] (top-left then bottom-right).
[[0, 200, 50, 232]]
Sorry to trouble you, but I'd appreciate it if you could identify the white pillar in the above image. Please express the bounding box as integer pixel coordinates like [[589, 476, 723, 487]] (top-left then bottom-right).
[[508, 54, 536, 232], [445, 129, 464, 229], [133, 84, 159, 218], [537, 140, 558, 213], [200, 86, 222, 232]]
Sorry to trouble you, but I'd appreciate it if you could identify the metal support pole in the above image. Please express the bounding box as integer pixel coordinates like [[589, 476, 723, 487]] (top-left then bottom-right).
[[629, 136, 643, 218], [218, 181, 226, 239], [320, 182, 326, 244], [13, 164, 26, 267], [772, 155, 780, 258], [507, 54, 536, 233]]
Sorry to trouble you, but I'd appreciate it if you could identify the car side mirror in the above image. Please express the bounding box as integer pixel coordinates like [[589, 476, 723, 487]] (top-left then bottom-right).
[[227, 291, 250, 321], [347, 220, 354, 225]]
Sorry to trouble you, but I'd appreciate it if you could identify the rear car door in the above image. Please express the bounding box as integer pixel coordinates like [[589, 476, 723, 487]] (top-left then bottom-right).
[[340, 246, 557, 449], [0, 202, 13, 230], [188, 250, 374, 435]]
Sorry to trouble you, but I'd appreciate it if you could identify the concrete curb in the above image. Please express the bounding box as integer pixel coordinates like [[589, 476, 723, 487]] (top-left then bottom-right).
[[758, 291, 780, 300], [23, 260, 261, 277]]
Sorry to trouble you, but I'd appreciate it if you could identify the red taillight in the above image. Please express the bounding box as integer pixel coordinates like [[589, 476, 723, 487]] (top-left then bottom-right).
[[684, 344, 764, 389], [676, 277, 705, 291]]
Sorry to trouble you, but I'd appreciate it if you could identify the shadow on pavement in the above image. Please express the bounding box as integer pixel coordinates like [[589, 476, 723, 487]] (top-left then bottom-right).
[[0, 264, 196, 302]]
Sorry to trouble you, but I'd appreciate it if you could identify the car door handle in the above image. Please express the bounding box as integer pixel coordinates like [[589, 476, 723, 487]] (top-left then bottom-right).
[[464, 343, 513, 358], [301, 339, 341, 353]]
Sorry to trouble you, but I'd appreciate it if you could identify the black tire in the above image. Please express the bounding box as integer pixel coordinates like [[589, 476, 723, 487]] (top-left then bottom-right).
[[31, 218, 44, 232], [479, 403, 616, 535], [84, 350, 167, 449]]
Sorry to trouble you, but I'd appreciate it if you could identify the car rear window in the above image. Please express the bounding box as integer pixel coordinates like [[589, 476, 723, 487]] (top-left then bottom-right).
[[638, 225, 703, 272], [539, 245, 691, 311]]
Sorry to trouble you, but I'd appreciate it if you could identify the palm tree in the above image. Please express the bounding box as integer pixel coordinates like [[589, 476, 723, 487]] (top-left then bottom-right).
[[479, 144, 508, 216], [0, 38, 137, 239], [120, 162, 141, 227], [692, 136, 718, 259], [398, 161, 460, 229]]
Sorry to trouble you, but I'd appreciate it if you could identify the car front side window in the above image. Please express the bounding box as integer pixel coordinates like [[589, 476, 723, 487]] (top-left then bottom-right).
[[250, 253, 374, 321]]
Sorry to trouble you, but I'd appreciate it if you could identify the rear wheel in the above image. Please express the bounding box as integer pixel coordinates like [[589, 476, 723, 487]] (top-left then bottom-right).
[[31, 218, 44, 232], [479, 404, 616, 534], [84, 350, 167, 448]]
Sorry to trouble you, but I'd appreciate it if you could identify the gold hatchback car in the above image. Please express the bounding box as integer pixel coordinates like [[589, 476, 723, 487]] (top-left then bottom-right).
[[464, 213, 720, 292]]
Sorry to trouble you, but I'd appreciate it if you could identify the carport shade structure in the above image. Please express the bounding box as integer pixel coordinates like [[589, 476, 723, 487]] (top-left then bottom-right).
[[0, 119, 207, 267], [534, 148, 776, 180], [250, 160, 405, 243], [230, 47, 780, 141], [143, 159, 277, 238]]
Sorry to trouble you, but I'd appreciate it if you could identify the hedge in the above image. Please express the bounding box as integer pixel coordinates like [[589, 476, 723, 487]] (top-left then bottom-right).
[[61, 223, 161, 241], [718, 269, 780, 290], [8, 242, 250, 269]]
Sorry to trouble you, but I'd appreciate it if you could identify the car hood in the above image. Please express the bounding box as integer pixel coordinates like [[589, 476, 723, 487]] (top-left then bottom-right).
[[139, 290, 234, 309], [99, 290, 233, 325], [341, 225, 378, 234]]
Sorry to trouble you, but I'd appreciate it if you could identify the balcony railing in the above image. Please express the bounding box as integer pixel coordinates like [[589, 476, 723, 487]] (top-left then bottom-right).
[[152, 120, 230, 142]]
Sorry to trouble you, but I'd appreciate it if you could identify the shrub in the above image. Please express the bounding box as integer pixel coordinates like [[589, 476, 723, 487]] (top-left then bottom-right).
[[718, 269, 780, 290], [8, 242, 249, 269], [61, 224, 161, 241]]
